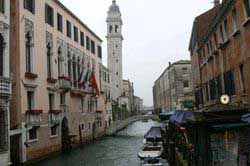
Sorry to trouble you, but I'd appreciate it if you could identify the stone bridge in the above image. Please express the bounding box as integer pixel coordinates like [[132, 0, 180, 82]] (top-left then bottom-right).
[[105, 115, 158, 136]]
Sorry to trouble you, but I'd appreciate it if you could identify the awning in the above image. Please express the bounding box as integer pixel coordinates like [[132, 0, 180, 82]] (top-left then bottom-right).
[[182, 101, 193, 108], [169, 110, 194, 124], [144, 127, 163, 142], [211, 123, 250, 131], [241, 113, 250, 123]]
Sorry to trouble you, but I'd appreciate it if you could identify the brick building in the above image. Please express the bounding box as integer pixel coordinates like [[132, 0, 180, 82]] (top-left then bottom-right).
[[189, 0, 250, 108], [9, 0, 105, 164]]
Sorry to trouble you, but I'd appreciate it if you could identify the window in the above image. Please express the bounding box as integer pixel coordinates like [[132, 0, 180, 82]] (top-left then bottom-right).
[[47, 44, 52, 78], [216, 75, 222, 97], [72, 58, 77, 87], [81, 124, 84, 131], [219, 25, 225, 43], [213, 33, 218, 49], [81, 98, 84, 113], [239, 64, 246, 93], [88, 123, 91, 129], [86, 36, 90, 50], [60, 93, 65, 105], [224, 70, 235, 96], [232, 8, 238, 32], [115, 25, 119, 33], [223, 19, 229, 41], [0, 108, 8, 152], [209, 79, 216, 100], [91, 40, 95, 54], [183, 81, 189, 88], [58, 48, 62, 77], [57, 13, 63, 32], [49, 93, 54, 110], [80, 32, 84, 47], [68, 54, 72, 79], [24, 0, 35, 14], [109, 25, 113, 33], [66, 20, 72, 38], [243, 0, 250, 18], [29, 127, 38, 140], [74, 26, 78, 43], [50, 125, 57, 136], [98, 46, 102, 58], [27, 91, 34, 110], [0, 34, 4, 76], [100, 121, 102, 127], [25, 32, 32, 73], [0, 0, 4, 13], [182, 67, 187, 71], [45, 4, 54, 27]]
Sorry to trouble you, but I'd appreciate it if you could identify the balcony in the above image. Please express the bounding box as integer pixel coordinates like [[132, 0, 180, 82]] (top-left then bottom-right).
[[49, 110, 62, 124], [25, 110, 43, 126], [0, 77, 11, 97], [58, 76, 72, 92]]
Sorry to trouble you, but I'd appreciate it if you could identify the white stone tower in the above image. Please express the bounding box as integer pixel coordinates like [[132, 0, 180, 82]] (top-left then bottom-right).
[[107, 0, 123, 101]]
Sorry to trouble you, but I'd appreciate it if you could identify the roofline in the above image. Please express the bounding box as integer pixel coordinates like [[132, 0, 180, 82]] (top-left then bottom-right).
[[53, 0, 103, 42], [154, 60, 191, 84], [198, 0, 234, 51]]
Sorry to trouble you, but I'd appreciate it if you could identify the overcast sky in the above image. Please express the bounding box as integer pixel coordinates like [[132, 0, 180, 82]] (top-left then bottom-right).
[[60, 0, 214, 106]]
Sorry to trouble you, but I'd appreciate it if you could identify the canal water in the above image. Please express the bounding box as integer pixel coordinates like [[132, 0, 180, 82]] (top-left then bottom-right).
[[36, 120, 161, 166]]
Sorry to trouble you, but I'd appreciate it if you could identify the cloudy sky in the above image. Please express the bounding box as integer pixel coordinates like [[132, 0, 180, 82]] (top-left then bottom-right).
[[60, 0, 214, 106]]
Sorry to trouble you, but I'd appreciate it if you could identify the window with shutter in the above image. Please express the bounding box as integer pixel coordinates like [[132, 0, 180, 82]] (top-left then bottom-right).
[[66, 20, 71, 38], [57, 13, 63, 32], [45, 4, 54, 27], [224, 70, 235, 96], [209, 79, 216, 100], [24, 0, 35, 14], [0, 0, 4, 13]]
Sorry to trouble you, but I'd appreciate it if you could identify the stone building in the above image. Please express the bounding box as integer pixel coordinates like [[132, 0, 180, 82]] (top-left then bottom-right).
[[107, 0, 123, 102], [189, 0, 250, 108], [119, 79, 134, 112], [153, 60, 194, 113], [101, 65, 112, 127], [134, 96, 143, 115], [9, 0, 104, 164], [0, 0, 11, 165]]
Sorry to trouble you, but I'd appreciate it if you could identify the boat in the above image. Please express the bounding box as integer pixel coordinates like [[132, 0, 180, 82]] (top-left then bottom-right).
[[138, 144, 163, 159], [141, 158, 168, 166]]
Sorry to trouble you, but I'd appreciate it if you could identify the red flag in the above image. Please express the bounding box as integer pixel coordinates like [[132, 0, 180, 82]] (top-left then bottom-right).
[[89, 71, 99, 96]]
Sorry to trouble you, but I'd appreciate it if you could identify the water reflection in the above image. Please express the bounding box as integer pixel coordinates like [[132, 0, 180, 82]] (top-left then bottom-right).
[[37, 120, 161, 166]]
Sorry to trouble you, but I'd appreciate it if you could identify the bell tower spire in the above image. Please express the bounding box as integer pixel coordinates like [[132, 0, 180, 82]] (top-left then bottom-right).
[[106, 0, 123, 101]]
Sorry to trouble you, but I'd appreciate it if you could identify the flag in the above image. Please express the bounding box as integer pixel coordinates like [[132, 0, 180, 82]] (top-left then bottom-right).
[[83, 68, 90, 83], [89, 71, 99, 96], [77, 67, 84, 82]]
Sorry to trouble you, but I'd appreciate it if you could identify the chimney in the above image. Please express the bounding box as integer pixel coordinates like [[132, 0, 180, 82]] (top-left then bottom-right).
[[213, 0, 220, 6], [169, 62, 171, 66]]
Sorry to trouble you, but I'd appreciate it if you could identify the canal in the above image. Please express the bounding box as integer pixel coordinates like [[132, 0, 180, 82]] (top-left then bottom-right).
[[36, 120, 161, 166]]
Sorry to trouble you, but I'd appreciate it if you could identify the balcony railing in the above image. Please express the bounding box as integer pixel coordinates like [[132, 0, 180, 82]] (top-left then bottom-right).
[[58, 76, 72, 91], [0, 77, 11, 96]]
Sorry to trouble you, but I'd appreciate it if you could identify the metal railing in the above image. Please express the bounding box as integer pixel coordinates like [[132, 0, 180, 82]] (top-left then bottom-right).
[[0, 77, 11, 96]]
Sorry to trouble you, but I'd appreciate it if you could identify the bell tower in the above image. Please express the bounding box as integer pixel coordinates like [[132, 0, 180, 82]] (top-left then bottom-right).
[[107, 0, 123, 101]]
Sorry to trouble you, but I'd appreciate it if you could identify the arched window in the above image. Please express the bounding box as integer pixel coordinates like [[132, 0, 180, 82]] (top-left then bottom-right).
[[72, 56, 77, 87], [109, 25, 113, 33], [47, 44, 52, 78], [67, 53, 72, 79], [0, 34, 4, 76], [115, 25, 119, 33], [26, 31, 32, 72], [77, 57, 81, 82], [58, 47, 62, 77]]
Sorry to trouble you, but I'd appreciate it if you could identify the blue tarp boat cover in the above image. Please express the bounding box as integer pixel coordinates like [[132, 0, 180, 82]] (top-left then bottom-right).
[[241, 113, 250, 123], [144, 127, 163, 142], [169, 110, 194, 124]]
